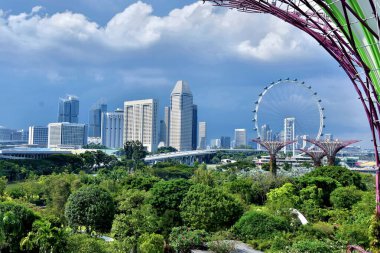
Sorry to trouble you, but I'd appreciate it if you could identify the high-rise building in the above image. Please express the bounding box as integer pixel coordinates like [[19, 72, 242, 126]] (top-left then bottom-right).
[[28, 126, 48, 147], [48, 122, 87, 148], [198, 122, 207, 150], [284, 117, 296, 155], [192, 105, 198, 150], [234, 129, 247, 148], [123, 99, 158, 152], [58, 95, 79, 123], [164, 106, 170, 147], [220, 136, 231, 149], [89, 103, 107, 138], [101, 108, 124, 149], [210, 138, 221, 149], [0, 126, 12, 142], [169, 81, 193, 151]]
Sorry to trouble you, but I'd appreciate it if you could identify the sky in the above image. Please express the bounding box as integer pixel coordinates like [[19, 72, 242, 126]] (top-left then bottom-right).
[[0, 0, 373, 148]]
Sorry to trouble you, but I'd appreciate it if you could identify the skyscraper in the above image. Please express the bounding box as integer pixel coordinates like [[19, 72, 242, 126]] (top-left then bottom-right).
[[284, 117, 296, 155], [192, 105, 198, 150], [198, 122, 207, 150], [58, 95, 79, 123], [164, 106, 170, 147], [234, 129, 247, 148], [101, 108, 124, 149], [89, 103, 107, 138], [28, 126, 48, 147], [169, 81, 193, 151], [210, 138, 221, 149], [220, 136, 231, 149], [123, 99, 158, 152], [48, 122, 87, 148]]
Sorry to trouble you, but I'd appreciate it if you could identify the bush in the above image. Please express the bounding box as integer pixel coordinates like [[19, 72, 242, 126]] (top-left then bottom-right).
[[180, 184, 243, 232], [65, 186, 115, 233], [169, 226, 208, 253], [330, 186, 362, 209], [138, 233, 164, 253], [66, 234, 110, 253], [233, 210, 290, 240], [305, 166, 365, 190], [289, 240, 331, 253], [208, 241, 235, 253]]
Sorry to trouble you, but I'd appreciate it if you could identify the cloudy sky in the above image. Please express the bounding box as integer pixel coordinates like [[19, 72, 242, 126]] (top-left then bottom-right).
[[0, 0, 372, 147]]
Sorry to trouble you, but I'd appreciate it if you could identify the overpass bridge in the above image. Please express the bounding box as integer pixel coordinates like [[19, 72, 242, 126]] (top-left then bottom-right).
[[144, 149, 263, 165]]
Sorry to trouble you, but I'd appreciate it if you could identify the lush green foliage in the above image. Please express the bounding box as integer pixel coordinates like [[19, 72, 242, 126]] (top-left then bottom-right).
[[233, 210, 290, 240], [138, 233, 164, 253], [169, 226, 208, 253], [65, 186, 115, 233], [180, 184, 243, 232], [330, 186, 362, 209]]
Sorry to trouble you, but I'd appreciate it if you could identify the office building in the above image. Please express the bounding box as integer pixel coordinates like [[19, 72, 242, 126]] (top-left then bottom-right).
[[284, 117, 296, 155], [192, 105, 198, 150], [198, 121, 207, 150], [89, 103, 107, 138], [48, 122, 87, 148], [101, 108, 124, 149], [58, 95, 79, 123], [234, 129, 247, 148], [164, 106, 170, 146], [0, 126, 12, 142], [29, 126, 48, 147], [210, 138, 221, 149], [123, 99, 158, 152], [169, 80, 193, 151], [220, 136, 231, 149]]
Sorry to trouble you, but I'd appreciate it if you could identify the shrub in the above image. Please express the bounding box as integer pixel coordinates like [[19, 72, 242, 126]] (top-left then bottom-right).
[[180, 184, 243, 232], [138, 233, 164, 253], [330, 186, 362, 209], [233, 210, 290, 240], [289, 240, 331, 253], [208, 241, 235, 253], [305, 166, 365, 190], [169, 226, 208, 253]]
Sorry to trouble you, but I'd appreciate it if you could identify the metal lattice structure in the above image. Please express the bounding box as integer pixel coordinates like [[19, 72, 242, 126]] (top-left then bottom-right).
[[205, 0, 380, 216], [253, 139, 296, 176], [306, 139, 360, 166], [299, 148, 326, 167]]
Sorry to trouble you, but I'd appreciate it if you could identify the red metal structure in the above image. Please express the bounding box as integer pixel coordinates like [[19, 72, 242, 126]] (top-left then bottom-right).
[[252, 139, 296, 176]]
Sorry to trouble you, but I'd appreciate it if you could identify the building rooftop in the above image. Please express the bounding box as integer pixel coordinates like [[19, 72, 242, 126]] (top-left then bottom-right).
[[171, 80, 192, 95]]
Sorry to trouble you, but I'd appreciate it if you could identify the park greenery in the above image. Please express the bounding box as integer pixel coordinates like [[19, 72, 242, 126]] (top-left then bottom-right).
[[0, 141, 377, 252]]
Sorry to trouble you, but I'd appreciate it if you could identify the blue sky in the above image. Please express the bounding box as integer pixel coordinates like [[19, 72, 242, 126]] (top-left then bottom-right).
[[0, 0, 372, 147]]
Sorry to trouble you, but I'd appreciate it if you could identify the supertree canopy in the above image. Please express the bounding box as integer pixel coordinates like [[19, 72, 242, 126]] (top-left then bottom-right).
[[204, 0, 380, 216]]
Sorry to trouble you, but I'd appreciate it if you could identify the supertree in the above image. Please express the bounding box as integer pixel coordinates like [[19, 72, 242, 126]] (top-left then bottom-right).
[[204, 0, 380, 217], [253, 139, 296, 176], [299, 148, 326, 167], [306, 139, 360, 166]]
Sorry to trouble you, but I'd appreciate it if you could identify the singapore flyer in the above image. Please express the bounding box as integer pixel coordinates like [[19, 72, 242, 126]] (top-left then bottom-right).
[[253, 78, 325, 153]]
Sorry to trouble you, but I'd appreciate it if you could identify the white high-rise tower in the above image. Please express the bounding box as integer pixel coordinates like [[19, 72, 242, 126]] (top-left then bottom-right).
[[169, 80, 193, 151], [284, 117, 296, 156], [123, 99, 158, 152]]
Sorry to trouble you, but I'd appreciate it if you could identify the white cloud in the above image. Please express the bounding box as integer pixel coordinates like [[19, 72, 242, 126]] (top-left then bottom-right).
[[0, 1, 322, 63]]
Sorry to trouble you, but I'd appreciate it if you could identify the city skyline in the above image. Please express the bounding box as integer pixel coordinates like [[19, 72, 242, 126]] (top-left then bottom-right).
[[0, 1, 372, 147]]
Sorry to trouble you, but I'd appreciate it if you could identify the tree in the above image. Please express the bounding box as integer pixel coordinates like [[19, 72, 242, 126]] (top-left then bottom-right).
[[169, 227, 208, 253], [330, 186, 362, 209], [156, 146, 177, 154], [149, 179, 192, 215], [20, 220, 68, 253], [66, 234, 110, 253], [123, 141, 148, 171], [44, 176, 72, 220], [180, 184, 243, 232], [138, 233, 164, 253], [65, 186, 115, 233], [305, 166, 365, 190], [266, 183, 299, 213], [233, 210, 290, 240]]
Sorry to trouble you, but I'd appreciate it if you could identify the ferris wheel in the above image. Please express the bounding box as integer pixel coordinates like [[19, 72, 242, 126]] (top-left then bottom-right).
[[253, 78, 325, 150]]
